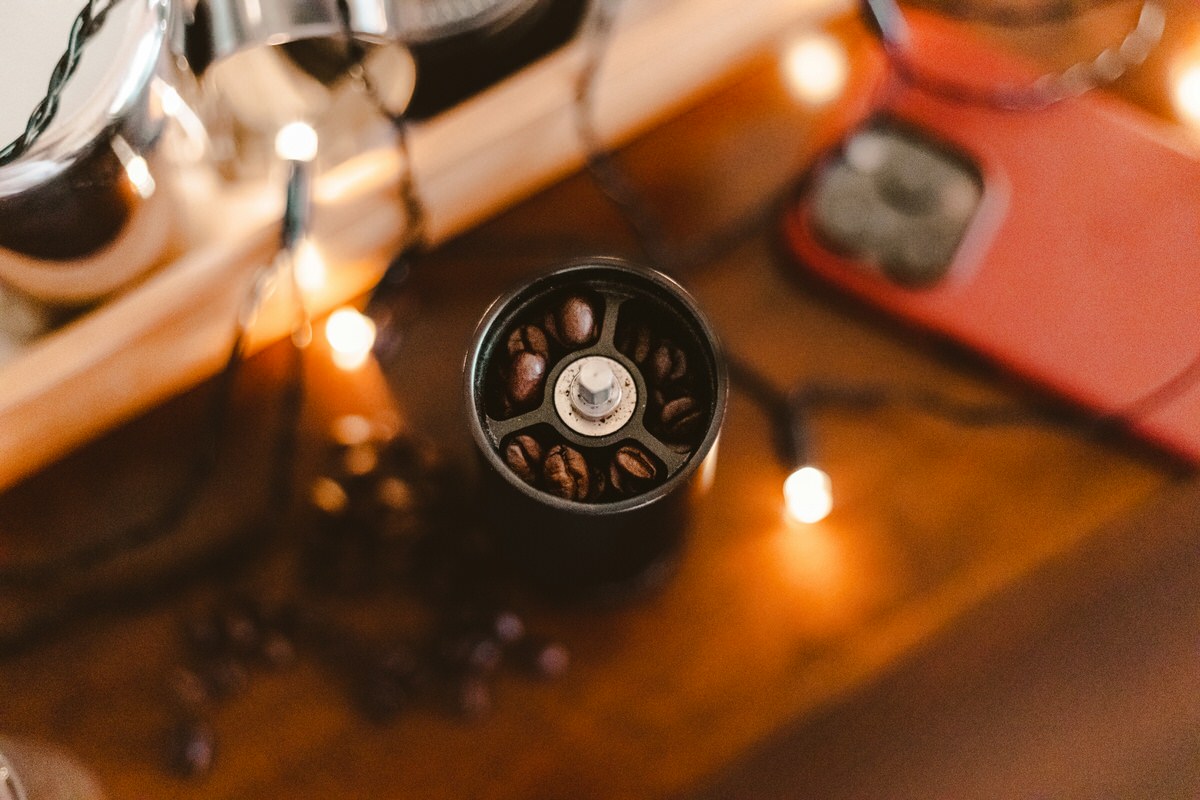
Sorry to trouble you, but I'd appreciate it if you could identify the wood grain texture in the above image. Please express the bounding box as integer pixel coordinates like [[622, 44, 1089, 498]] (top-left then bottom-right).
[[687, 474, 1200, 800], [0, 4, 1197, 798]]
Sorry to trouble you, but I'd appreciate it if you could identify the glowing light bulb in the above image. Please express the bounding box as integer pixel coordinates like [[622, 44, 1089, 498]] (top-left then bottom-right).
[[274, 121, 319, 162], [110, 134, 156, 198], [1173, 62, 1200, 126], [123, 155, 156, 198], [784, 465, 833, 524], [293, 239, 327, 293], [781, 32, 849, 105], [158, 82, 186, 117], [325, 307, 376, 371]]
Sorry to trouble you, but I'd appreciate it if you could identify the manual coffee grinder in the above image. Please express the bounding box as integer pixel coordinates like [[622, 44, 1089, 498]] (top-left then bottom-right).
[[465, 257, 727, 597]]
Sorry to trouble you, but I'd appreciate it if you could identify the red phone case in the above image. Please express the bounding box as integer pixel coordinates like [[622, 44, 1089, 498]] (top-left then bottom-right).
[[783, 12, 1200, 463]]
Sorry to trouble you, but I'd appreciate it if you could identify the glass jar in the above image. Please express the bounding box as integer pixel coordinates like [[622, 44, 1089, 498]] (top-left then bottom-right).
[[0, 0, 184, 308]]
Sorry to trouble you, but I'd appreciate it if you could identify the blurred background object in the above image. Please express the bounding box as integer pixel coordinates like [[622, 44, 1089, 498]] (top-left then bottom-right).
[[0, 736, 104, 800], [0, 0, 191, 312]]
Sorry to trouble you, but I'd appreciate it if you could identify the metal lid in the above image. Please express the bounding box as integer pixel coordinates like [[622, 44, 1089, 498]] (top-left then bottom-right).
[[392, 0, 546, 43], [195, 0, 543, 71], [0, 0, 170, 196]]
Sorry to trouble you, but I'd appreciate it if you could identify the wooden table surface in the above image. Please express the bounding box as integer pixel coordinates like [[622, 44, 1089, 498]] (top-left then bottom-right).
[[1, 6, 1198, 798]]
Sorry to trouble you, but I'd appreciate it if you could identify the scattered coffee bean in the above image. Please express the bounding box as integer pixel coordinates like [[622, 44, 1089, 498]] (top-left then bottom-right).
[[201, 656, 248, 701], [258, 630, 297, 670], [377, 643, 419, 683], [503, 434, 543, 485], [182, 614, 223, 658], [543, 294, 598, 348], [470, 638, 504, 674], [505, 324, 550, 361], [159, 428, 585, 778], [666, 440, 695, 456], [521, 639, 570, 680], [219, 601, 263, 656], [167, 667, 211, 710], [167, 718, 217, 778], [658, 395, 705, 441], [650, 339, 688, 386], [608, 444, 659, 496], [436, 630, 500, 674], [542, 444, 590, 501], [492, 611, 526, 645], [505, 351, 547, 407], [454, 676, 492, 720], [273, 602, 331, 644]]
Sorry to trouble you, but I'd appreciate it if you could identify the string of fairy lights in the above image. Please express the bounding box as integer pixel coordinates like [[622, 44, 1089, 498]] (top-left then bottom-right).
[[2, 0, 1199, 587], [573, 0, 1200, 521]]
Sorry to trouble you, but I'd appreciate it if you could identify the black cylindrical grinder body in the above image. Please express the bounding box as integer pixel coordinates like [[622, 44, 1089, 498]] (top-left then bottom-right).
[[464, 257, 727, 597]]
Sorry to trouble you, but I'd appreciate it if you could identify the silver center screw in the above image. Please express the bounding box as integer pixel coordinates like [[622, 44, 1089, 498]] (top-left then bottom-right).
[[571, 357, 622, 419]]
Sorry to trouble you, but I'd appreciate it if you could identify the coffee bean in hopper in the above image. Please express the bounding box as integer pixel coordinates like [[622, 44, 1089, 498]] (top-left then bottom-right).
[[542, 444, 590, 501], [608, 444, 659, 496], [505, 351, 547, 407], [503, 434, 544, 485], [543, 294, 598, 348], [506, 324, 550, 360], [616, 318, 653, 365], [658, 395, 705, 442], [649, 339, 688, 386]]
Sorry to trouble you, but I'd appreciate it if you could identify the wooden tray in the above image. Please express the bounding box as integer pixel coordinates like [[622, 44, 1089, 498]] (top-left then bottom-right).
[[0, 0, 842, 492]]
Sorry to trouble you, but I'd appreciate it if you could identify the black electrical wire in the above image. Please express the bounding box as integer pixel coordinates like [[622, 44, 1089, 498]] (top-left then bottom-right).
[[854, 0, 1200, 428], [0, 0, 128, 166], [573, 0, 833, 467], [860, 0, 1165, 112], [572, 0, 798, 276], [571, 0, 1176, 471], [725, 355, 812, 467], [900, 0, 1136, 29], [572, 0, 673, 268], [333, 0, 427, 351]]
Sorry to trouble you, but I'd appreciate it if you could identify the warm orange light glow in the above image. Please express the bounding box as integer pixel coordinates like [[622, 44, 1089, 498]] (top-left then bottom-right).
[[293, 239, 327, 293], [1173, 61, 1200, 125], [781, 32, 849, 105], [784, 465, 833, 524], [111, 135, 156, 198], [325, 307, 376, 371], [274, 121, 319, 162], [123, 155, 156, 198]]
